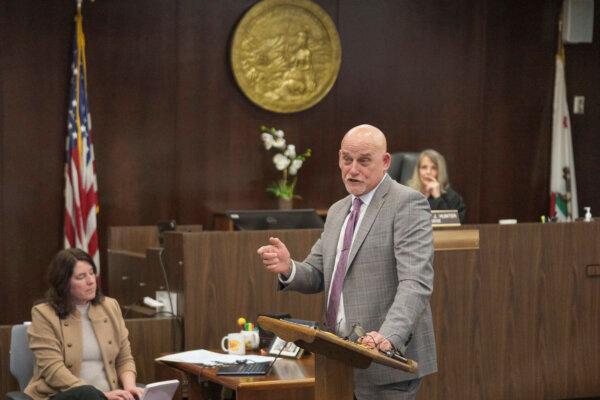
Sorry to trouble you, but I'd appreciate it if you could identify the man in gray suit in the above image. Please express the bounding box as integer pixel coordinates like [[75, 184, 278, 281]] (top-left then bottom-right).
[[257, 124, 436, 399]]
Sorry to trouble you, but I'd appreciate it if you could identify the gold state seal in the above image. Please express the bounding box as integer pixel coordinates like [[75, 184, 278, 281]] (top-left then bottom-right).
[[231, 0, 342, 113]]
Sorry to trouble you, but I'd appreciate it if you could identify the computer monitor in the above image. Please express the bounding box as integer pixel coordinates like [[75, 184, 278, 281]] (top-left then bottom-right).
[[225, 209, 324, 230]]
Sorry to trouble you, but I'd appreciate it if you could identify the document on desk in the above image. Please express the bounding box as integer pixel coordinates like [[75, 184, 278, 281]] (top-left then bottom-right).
[[156, 349, 275, 366]]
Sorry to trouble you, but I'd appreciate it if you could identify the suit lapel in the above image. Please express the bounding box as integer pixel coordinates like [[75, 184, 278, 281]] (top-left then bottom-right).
[[345, 176, 391, 272]]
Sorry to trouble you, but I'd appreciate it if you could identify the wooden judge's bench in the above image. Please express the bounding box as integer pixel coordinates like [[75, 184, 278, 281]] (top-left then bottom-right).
[[106, 221, 600, 400]]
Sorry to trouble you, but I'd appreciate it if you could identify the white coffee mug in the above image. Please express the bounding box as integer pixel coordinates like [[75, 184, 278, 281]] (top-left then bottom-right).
[[240, 330, 260, 350], [221, 333, 245, 355]]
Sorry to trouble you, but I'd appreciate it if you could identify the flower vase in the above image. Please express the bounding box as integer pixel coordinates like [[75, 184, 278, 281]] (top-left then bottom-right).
[[278, 198, 293, 210]]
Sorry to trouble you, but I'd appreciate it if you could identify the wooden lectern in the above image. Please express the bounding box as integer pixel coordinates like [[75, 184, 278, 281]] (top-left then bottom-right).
[[258, 316, 417, 400]]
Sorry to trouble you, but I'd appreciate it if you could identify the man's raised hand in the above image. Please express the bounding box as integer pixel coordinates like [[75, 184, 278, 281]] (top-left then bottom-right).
[[257, 237, 292, 276]]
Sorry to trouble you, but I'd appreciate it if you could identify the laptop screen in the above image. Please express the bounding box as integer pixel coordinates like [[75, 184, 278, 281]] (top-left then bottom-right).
[[225, 209, 324, 230]]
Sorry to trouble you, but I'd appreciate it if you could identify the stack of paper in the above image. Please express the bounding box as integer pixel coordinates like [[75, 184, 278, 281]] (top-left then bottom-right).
[[156, 349, 274, 367]]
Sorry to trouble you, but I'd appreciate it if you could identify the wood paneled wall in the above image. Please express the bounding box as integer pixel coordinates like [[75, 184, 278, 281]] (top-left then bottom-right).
[[126, 318, 180, 384], [0, 326, 17, 395], [163, 230, 326, 350], [565, 2, 600, 215], [1, 0, 599, 325]]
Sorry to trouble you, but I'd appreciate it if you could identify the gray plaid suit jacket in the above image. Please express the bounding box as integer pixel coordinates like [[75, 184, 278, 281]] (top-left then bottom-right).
[[284, 174, 437, 385]]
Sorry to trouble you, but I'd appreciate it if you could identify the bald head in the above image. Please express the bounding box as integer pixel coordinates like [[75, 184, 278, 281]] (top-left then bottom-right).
[[341, 124, 388, 153], [338, 124, 391, 196]]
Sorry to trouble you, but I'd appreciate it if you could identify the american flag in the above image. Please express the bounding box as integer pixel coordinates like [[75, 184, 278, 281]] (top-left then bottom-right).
[[64, 12, 100, 269]]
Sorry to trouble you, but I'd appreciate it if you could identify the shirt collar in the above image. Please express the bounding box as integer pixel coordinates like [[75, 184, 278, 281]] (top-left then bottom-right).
[[351, 174, 387, 208]]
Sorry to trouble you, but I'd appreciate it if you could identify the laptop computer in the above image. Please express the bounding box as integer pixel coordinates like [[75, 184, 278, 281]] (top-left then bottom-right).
[[140, 379, 180, 400], [216, 359, 277, 376], [217, 340, 287, 376]]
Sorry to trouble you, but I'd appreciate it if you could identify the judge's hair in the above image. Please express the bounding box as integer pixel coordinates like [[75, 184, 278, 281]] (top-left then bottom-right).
[[407, 149, 450, 194]]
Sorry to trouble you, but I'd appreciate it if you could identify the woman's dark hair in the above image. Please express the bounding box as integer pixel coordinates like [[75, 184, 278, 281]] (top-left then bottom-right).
[[43, 248, 104, 319]]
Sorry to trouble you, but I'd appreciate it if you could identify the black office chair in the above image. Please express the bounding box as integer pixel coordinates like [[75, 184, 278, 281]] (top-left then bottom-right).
[[388, 152, 419, 185]]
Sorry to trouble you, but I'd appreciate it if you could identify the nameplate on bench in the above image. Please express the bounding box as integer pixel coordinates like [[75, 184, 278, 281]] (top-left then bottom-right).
[[431, 210, 460, 228]]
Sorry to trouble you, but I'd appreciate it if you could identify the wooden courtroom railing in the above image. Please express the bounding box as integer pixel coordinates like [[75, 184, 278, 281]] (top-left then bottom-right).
[[421, 222, 600, 399], [104, 222, 600, 399], [161, 228, 478, 351], [6, 223, 599, 399]]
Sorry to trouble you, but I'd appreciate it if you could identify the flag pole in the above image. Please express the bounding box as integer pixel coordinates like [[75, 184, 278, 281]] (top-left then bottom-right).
[[557, 2, 565, 61]]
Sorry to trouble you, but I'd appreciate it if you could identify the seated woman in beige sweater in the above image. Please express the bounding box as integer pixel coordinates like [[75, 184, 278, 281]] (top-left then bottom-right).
[[25, 248, 144, 400]]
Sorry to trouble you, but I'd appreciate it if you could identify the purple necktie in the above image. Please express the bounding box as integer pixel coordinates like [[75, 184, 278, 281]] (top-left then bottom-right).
[[325, 197, 363, 332]]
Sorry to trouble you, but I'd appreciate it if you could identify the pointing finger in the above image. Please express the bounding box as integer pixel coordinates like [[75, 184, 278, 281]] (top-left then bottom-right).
[[269, 237, 283, 247]]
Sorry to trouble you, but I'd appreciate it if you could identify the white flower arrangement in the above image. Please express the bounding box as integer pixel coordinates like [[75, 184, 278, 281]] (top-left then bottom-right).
[[260, 126, 311, 201]]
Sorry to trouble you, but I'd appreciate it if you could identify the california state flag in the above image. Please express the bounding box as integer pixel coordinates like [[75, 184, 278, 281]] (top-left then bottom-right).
[[550, 55, 578, 221]]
